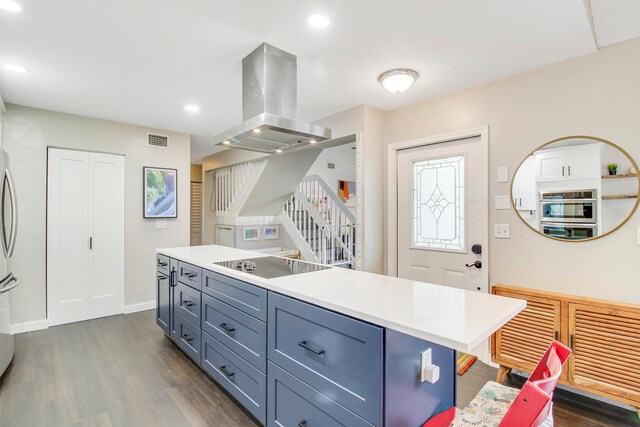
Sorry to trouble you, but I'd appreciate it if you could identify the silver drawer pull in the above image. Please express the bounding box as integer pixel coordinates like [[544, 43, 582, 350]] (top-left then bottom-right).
[[220, 323, 235, 334], [220, 365, 235, 378], [298, 341, 325, 355], [298, 421, 307, 427]]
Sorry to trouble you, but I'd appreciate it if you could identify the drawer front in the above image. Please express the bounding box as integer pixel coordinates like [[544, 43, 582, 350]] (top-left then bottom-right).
[[175, 282, 201, 325], [202, 332, 266, 424], [175, 314, 201, 364], [267, 362, 373, 427], [268, 293, 383, 425], [203, 270, 267, 321], [157, 254, 170, 275], [178, 261, 202, 290], [202, 294, 267, 373]]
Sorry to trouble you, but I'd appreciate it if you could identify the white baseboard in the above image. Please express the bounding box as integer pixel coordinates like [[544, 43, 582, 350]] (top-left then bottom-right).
[[11, 319, 49, 335], [123, 300, 156, 314]]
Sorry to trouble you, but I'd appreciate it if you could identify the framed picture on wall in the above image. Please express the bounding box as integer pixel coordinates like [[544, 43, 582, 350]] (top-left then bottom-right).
[[263, 226, 279, 240], [243, 227, 259, 241], [143, 167, 177, 218]]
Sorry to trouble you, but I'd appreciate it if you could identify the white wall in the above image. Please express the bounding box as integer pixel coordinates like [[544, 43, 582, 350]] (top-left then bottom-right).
[[2, 104, 190, 326], [306, 143, 357, 207], [383, 38, 640, 304]]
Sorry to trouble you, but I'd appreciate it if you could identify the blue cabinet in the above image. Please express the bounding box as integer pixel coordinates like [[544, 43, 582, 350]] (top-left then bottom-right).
[[175, 314, 201, 364], [157, 254, 170, 276], [156, 272, 170, 335], [177, 261, 202, 290], [175, 282, 201, 326], [267, 362, 373, 427], [268, 292, 383, 426], [202, 293, 267, 373], [203, 270, 268, 321], [202, 332, 266, 424]]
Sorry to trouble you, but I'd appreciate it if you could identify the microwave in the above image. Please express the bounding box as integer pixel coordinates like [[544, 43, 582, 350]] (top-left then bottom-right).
[[539, 190, 597, 224]]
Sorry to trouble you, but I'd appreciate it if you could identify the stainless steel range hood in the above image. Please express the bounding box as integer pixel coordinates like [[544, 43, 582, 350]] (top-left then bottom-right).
[[212, 43, 332, 154]]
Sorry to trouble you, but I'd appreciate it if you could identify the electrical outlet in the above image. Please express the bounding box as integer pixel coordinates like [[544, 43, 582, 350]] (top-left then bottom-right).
[[494, 224, 510, 239], [156, 220, 167, 229]]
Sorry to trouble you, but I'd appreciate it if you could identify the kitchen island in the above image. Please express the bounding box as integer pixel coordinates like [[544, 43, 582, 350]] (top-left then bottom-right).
[[156, 245, 525, 427]]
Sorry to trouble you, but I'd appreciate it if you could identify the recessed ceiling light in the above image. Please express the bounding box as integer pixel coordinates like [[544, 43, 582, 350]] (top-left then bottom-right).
[[0, 0, 23, 12], [275, 149, 283, 153], [184, 104, 200, 113], [252, 128, 262, 134], [3, 63, 29, 73], [308, 14, 330, 29], [378, 68, 419, 93], [222, 140, 231, 145], [309, 139, 317, 144]]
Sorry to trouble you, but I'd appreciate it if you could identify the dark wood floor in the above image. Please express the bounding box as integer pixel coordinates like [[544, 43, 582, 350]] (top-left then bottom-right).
[[0, 310, 637, 426]]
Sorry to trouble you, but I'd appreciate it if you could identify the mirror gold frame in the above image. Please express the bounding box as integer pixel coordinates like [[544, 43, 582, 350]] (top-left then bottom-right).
[[511, 135, 640, 242]]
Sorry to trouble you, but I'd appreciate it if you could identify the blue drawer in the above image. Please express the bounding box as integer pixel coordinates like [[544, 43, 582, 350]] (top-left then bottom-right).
[[175, 282, 201, 326], [203, 270, 267, 321], [175, 314, 201, 364], [177, 261, 202, 290], [201, 332, 266, 424], [268, 293, 383, 426], [267, 362, 373, 427], [157, 253, 170, 275], [202, 294, 267, 373]]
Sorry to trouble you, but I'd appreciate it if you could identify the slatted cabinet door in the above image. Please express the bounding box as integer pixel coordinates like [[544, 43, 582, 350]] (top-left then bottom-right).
[[493, 290, 561, 373], [569, 303, 640, 406]]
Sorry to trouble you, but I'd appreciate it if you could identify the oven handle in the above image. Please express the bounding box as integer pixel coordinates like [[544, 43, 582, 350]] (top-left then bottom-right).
[[541, 222, 597, 228], [539, 199, 597, 203]]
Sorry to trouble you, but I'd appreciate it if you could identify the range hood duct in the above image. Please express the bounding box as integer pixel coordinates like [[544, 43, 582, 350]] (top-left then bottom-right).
[[212, 43, 332, 154]]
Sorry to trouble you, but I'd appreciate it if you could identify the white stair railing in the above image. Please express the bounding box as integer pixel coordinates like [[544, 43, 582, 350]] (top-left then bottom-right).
[[283, 176, 356, 268], [214, 162, 254, 218]]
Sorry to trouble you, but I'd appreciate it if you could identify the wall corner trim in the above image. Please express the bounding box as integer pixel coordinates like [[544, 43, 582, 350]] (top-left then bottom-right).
[[10, 319, 49, 335], [123, 300, 156, 314]]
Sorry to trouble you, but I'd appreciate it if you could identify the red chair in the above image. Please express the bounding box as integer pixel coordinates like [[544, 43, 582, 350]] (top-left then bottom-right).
[[423, 341, 572, 427]]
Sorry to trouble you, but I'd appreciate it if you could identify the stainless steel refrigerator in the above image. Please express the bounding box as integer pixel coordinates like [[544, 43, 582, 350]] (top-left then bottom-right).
[[0, 149, 18, 377]]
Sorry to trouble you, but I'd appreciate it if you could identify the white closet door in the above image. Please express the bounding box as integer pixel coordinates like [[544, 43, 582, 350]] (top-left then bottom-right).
[[47, 149, 124, 326], [47, 149, 90, 326], [88, 153, 124, 319]]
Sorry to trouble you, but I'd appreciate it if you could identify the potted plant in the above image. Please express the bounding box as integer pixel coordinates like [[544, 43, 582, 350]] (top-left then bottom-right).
[[607, 163, 618, 176]]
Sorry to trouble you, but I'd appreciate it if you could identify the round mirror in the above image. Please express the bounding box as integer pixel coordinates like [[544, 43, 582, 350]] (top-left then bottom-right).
[[511, 136, 640, 241]]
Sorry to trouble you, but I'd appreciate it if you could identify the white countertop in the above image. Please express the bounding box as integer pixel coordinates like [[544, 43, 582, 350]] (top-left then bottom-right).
[[157, 245, 525, 353]]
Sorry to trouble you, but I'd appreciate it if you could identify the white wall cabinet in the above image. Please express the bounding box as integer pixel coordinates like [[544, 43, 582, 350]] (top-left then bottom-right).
[[512, 156, 537, 210], [536, 145, 600, 182], [47, 148, 125, 326]]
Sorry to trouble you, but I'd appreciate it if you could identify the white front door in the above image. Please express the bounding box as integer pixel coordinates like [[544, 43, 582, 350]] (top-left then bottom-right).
[[47, 148, 125, 326], [397, 136, 488, 292]]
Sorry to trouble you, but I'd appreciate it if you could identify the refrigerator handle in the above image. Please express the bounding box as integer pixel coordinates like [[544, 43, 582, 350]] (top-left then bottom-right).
[[1, 169, 18, 258]]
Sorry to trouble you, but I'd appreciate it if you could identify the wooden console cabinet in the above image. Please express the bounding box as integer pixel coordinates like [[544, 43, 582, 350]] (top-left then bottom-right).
[[492, 285, 640, 417]]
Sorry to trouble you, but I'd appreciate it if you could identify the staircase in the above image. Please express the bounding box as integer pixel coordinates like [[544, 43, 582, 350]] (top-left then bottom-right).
[[282, 175, 356, 268]]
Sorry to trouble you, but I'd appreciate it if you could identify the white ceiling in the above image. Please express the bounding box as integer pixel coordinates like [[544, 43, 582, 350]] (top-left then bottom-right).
[[590, 0, 640, 47], [0, 0, 597, 163]]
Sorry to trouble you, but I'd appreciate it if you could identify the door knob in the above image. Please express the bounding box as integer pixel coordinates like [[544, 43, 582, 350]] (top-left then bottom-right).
[[465, 260, 482, 269]]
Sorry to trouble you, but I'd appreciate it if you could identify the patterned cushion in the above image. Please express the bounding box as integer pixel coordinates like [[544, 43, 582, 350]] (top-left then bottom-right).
[[449, 381, 553, 427]]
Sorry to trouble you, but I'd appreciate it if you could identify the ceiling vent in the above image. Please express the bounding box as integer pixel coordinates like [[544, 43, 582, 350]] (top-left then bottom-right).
[[147, 133, 169, 148]]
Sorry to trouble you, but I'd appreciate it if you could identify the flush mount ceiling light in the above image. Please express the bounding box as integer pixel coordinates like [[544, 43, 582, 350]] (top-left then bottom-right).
[[0, 0, 23, 12], [252, 128, 262, 134], [184, 104, 200, 113], [378, 68, 419, 93], [275, 149, 283, 153], [3, 63, 29, 73], [222, 140, 231, 145], [308, 14, 330, 29]]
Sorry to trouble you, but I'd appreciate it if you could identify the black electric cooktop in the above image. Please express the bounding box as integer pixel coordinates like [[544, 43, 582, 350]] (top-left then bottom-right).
[[213, 256, 330, 279]]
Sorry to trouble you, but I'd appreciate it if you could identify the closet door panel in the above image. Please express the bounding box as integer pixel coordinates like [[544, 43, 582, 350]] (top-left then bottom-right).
[[88, 153, 125, 318], [47, 149, 90, 325]]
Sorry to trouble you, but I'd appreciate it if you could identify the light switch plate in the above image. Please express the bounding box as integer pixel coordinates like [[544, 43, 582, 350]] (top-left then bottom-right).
[[495, 195, 511, 210], [497, 166, 509, 183], [155, 220, 167, 229], [494, 224, 511, 239]]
